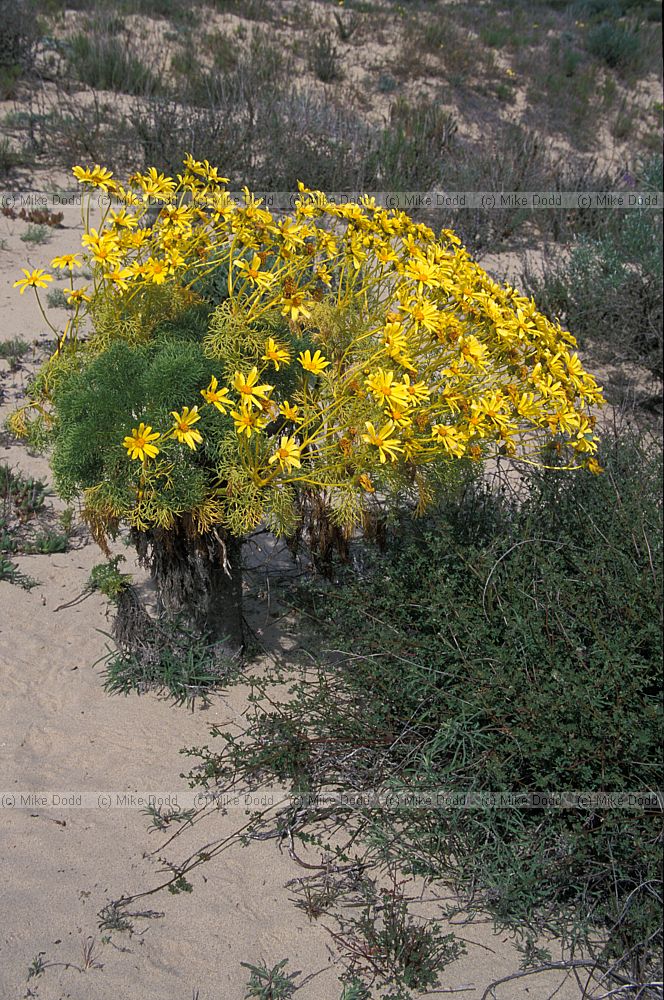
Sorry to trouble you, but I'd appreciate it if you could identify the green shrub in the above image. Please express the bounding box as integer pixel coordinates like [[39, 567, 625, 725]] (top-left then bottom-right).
[[191, 431, 661, 987], [287, 431, 662, 977], [67, 30, 161, 96], [368, 97, 457, 190], [523, 158, 663, 382], [0, 0, 38, 92], [585, 20, 643, 73]]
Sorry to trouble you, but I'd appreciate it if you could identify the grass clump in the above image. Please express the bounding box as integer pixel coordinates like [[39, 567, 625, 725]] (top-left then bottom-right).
[[101, 624, 237, 706], [0, 337, 32, 370], [0, 0, 38, 98], [241, 958, 301, 999], [66, 30, 161, 96], [332, 879, 464, 998], [91, 553, 240, 706], [308, 32, 342, 83]]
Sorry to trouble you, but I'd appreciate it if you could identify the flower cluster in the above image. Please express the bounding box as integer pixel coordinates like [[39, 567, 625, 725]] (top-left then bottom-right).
[[13, 157, 605, 535]]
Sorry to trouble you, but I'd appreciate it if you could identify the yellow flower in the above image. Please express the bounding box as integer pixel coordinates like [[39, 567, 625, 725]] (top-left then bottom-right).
[[401, 374, 430, 403], [279, 400, 301, 422], [403, 254, 441, 292], [298, 349, 330, 375], [232, 367, 274, 409], [546, 409, 581, 436], [72, 164, 116, 192], [402, 296, 440, 336], [365, 368, 410, 407], [109, 208, 138, 229], [383, 321, 409, 358], [81, 228, 122, 267], [587, 457, 604, 475], [159, 204, 194, 230], [123, 423, 160, 461], [269, 435, 302, 472], [104, 267, 133, 291], [234, 253, 276, 290], [50, 254, 82, 270], [65, 287, 91, 305], [277, 217, 308, 251], [431, 423, 467, 457], [201, 160, 229, 185], [134, 167, 176, 201], [460, 335, 488, 368], [170, 406, 203, 449], [281, 290, 313, 322], [262, 337, 291, 371], [13, 268, 53, 294], [143, 257, 172, 285], [201, 376, 231, 413], [358, 473, 375, 493], [361, 420, 404, 463], [231, 406, 267, 437]]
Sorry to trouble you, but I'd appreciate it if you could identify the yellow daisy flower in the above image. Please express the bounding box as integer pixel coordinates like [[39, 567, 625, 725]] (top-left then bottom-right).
[[232, 367, 274, 409], [65, 287, 91, 305], [361, 420, 403, 463], [170, 406, 203, 450], [123, 423, 160, 461], [231, 406, 267, 437], [50, 254, 82, 270], [431, 423, 467, 457], [298, 349, 330, 375], [279, 401, 301, 422], [201, 376, 231, 413], [262, 337, 291, 371], [268, 435, 302, 473], [13, 268, 53, 294]]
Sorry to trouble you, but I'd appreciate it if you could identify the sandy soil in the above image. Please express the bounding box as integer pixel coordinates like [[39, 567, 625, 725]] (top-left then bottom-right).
[[0, 184, 606, 1000]]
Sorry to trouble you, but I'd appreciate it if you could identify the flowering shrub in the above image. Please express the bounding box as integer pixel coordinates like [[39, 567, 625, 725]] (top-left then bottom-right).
[[12, 157, 604, 546]]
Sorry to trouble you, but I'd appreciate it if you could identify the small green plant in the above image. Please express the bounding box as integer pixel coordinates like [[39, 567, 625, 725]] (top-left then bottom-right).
[[88, 556, 131, 600], [309, 32, 342, 83], [46, 286, 72, 310], [0, 136, 28, 174], [0, 554, 37, 589], [0, 0, 37, 97], [0, 337, 31, 370], [28, 529, 68, 554], [332, 879, 464, 997], [27, 953, 47, 980], [334, 10, 361, 41], [100, 612, 239, 706], [377, 73, 397, 93], [241, 958, 301, 999], [20, 224, 51, 245], [339, 981, 371, 1000], [142, 802, 196, 832]]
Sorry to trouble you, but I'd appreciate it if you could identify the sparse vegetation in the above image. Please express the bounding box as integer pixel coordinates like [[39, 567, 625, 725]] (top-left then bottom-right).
[[3, 0, 662, 997], [0, 463, 68, 587]]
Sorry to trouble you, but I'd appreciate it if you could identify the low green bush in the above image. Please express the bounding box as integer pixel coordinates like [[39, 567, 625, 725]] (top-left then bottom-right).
[[523, 156, 663, 382], [291, 431, 662, 978], [190, 431, 662, 990], [66, 30, 161, 96], [585, 20, 644, 72]]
